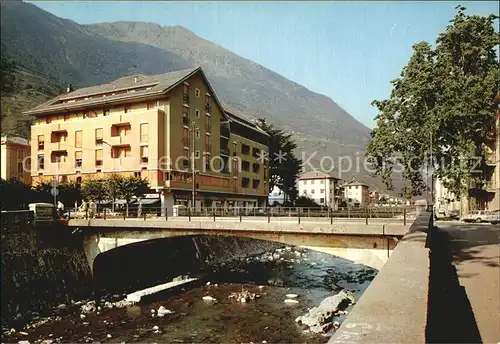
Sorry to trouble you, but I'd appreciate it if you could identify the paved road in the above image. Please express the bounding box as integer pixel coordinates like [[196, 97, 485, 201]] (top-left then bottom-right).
[[436, 220, 500, 343]]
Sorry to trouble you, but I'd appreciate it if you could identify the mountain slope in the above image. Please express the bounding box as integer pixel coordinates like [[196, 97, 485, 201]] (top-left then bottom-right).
[[0, 1, 400, 191], [86, 22, 371, 146]]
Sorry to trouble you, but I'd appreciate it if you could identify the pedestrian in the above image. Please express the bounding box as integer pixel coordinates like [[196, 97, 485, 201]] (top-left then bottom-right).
[[137, 202, 143, 218], [57, 201, 65, 218]]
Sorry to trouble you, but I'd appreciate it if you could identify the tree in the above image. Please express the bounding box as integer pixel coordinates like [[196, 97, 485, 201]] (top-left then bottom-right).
[[105, 174, 122, 213], [0, 178, 32, 210], [116, 176, 150, 216], [32, 181, 82, 207], [367, 7, 499, 205], [58, 182, 82, 207], [295, 196, 321, 208], [257, 118, 302, 204], [81, 179, 107, 206], [0, 49, 16, 94]]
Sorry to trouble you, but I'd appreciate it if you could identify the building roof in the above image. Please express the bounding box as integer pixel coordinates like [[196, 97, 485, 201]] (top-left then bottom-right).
[[23, 67, 226, 119], [1, 136, 29, 146], [223, 105, 269, 137], [299, 170, 341, 180], [343, 179, 369, 187]]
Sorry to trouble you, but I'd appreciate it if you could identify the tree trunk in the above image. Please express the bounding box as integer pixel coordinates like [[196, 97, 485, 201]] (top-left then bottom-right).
[[126, 202, 129, 217]]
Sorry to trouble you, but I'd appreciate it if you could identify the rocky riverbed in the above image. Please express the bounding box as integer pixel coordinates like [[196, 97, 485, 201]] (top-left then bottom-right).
[[2, 247, 377, 343]]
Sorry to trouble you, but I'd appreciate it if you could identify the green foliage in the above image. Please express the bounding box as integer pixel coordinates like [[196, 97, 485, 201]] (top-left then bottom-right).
[[0, 50, 16, 93], [294, 196, 321, 208], [367, 7, 499, 198], [81, 179, 107, 203], [105, 174, 123, 206], [117, 176, 150, 204], [257, 118, 302, 204], [33, 181, 82, 206], [0, 178, 32, 210]]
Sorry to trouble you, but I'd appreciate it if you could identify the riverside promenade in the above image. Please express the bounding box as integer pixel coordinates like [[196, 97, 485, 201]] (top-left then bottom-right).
[[436, 221, 500, 344]]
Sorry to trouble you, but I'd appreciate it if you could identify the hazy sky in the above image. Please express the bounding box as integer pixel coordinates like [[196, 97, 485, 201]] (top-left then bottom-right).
[[31, 1, 498, 128]]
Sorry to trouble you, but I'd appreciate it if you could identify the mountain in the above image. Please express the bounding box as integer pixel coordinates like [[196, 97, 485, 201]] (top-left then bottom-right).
[[1, 1, 400, 192]]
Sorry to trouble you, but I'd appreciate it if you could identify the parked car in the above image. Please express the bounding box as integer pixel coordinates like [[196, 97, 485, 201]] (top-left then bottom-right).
[[447, 209, 460, 219], [461, 210, 489, 223], [435, 209, 447, 219], [484, 210, 500, 225]]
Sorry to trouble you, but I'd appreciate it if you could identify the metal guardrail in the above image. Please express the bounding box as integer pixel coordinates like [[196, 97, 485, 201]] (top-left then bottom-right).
[[68, 206, 416, 225]]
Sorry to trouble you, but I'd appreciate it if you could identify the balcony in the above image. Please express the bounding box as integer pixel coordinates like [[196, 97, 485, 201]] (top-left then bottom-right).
[[183, 93, 190, 105]]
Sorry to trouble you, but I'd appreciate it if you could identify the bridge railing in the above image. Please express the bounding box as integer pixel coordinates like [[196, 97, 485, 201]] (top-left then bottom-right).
[[67, 205, 417, 225]]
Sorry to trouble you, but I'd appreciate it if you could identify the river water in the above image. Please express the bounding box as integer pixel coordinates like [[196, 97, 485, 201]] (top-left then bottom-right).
[[3, 247, 377, 343]]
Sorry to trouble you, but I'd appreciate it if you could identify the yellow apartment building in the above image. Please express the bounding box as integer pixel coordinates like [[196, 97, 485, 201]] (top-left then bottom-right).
[[1, 136, 31, 184], [24, 67, 269, 213]]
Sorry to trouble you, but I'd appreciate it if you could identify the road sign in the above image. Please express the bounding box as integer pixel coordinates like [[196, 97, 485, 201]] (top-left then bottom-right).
[[51, 187, 59, 196]]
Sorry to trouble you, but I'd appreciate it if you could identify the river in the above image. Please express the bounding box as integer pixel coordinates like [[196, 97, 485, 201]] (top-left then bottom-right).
[[3, 246, 377, 343]]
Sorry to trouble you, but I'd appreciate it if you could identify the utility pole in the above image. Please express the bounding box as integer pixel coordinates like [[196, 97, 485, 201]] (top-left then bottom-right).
[[190, 121, 199, 209]]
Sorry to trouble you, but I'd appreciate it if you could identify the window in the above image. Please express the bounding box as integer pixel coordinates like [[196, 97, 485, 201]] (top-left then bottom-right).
[[103, 108, 110, 116], [311, 189, 315, 194], [264, 167, 267, 180], [124, 104, 131, 113], [147, 101, 157, 110], [195, 109, 200, 118], [242, 161, 250, 172], [196, 130, 200, 139], [205, 94, 211, 113], [311, 180, 315, 184], [83, 111, 89, 119], [76, 176, 82, 185], [75, 130, 82, 148], [95, 149, 103, 167], [95, 128, 103, 146], [38, 155, 44, 170], [45, 116, 52, 124], [252, 163, 260, 173], [241, 144, 250, 155], [205, 134, 212, 152], [183, 84, 190, 105], [303, 180, 307, 185], [252, 179, 260, 189], [140, 145, 149, 164], [182, 108, 190, 126], [37, 135, 44, 150], [74, 151, 82, 168], [320, 198, 325, 204], [205, 114, 211, 132], [195, 150, 200, 158], [320, 189, 325, 194], [195, 88, 200, 98], [17, 161, 23, 174], [241, 177, 250, 188], [183, 128, 190, 147], [140, 123, 149, 142], [320, 179, 324, 184]]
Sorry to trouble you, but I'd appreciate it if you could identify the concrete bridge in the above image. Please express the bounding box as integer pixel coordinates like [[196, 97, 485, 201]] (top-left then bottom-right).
[[69, 217, 411, 271]]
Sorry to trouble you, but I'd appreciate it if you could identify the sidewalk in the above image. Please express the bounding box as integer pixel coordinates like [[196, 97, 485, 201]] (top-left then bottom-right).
[[436, 221, 500, 344]]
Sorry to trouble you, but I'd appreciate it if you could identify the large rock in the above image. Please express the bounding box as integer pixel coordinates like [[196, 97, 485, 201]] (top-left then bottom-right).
[[295, 291, 355, 333]]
